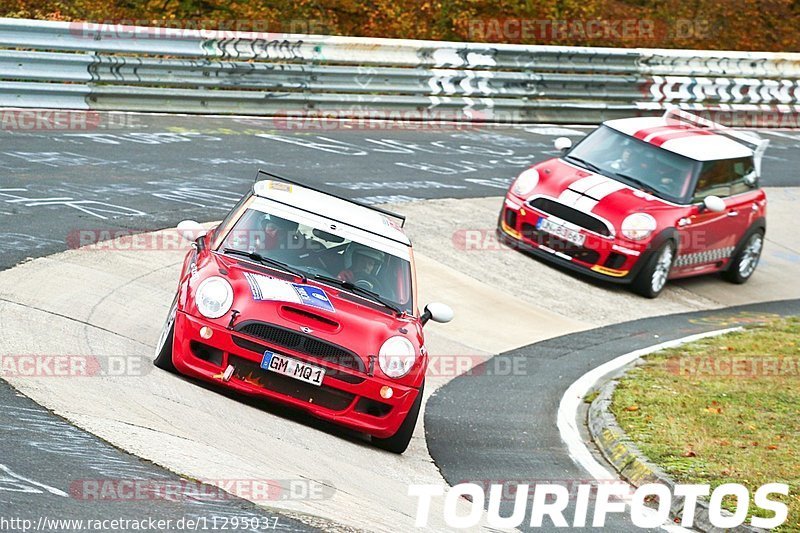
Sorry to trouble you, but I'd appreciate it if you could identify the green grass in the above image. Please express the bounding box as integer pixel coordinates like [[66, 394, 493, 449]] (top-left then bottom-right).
[[584, 389, 600, 404], [611, 317, 800, 531]]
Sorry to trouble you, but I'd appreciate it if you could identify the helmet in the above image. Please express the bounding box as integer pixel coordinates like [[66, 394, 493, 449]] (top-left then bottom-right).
[[355, 247, 384, 263], [262, 214, 299, 233], [345, 243, 384, 269]]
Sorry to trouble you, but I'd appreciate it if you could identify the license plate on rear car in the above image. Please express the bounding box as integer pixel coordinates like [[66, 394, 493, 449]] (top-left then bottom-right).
[[536, 217, 586, 247], [261, 352, 325, 386]]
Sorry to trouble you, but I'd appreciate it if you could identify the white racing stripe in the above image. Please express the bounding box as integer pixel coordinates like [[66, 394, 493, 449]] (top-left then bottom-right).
[[556, 327, 742, 531], [558, 175, 625, 214], [573, 195, 599, 213], [568, 174, 610, 194], [584, 179, 627, 200], [557, 189, 588, 208]]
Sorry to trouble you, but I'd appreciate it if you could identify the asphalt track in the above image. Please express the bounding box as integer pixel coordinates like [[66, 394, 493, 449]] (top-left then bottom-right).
[[1, 113, 800, 270], [425, 299, 800, 531], [0, 383, 321, 533], [1, 112, 799, 531]]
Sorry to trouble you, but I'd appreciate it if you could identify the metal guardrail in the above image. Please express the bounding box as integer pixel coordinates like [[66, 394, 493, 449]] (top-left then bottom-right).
[[1, 17, 799, 124]]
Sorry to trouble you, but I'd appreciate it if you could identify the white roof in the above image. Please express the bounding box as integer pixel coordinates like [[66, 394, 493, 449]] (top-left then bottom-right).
[[604, 116, 754, 161], [253, 179, 411, 246]]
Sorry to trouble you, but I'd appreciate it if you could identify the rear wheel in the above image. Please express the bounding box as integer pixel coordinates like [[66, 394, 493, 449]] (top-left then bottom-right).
[[372, 381, 424, 454], [153, 295, 178, 373], [631, 242, 675, 299], [723, 229, 764, 284]]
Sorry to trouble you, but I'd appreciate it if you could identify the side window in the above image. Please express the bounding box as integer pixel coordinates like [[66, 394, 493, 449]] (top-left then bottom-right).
[[730, 157, 757, 195], [211, 190, 252, 245], [693, 159, 735, 201]]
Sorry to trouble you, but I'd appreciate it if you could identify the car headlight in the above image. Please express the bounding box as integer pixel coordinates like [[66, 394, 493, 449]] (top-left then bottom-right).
[[195, 276, 234, 319], [378, 336, 417, 379], [621, 213, 657, 241], [511, 168, 539, 197]]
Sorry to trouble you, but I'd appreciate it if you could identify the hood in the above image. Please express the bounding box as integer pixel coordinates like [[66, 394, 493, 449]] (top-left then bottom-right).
[[190, 253, 423, 371], [527, 159, 677, 227]]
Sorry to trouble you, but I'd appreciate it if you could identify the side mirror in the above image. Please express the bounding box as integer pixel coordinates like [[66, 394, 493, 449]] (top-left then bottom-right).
[[421, 302, 454, 326], [177, 220, 208, 243], [554, 137, 573, 152], [743, 170, 758, 187], [702, 195, 726, 213]]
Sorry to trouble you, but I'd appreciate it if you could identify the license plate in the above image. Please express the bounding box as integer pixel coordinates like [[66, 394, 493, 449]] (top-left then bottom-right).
[[537, 217, 586, 247], [261, 352, 325, 387]]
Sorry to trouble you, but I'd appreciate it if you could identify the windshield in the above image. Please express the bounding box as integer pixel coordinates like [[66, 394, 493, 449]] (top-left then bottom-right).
[[219, 208, 413, 314], [566, 125, 700, 203]]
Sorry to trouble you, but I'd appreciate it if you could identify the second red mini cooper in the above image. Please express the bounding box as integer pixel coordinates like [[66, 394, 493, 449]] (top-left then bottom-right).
[[498, 110, 769, 298], [154, 172, 453, 453]]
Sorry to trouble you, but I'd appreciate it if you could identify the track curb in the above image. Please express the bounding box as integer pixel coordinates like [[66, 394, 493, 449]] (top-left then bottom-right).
[[588, 363, 764, 533]]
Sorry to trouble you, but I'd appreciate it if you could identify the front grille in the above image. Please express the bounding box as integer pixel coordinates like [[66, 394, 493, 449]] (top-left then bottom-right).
[[528, 198, 611, 236], [521, 223, 601, 265], [234, 321, 364, 373], [228, 355, 355, 411], [231, 335, 365, 384]]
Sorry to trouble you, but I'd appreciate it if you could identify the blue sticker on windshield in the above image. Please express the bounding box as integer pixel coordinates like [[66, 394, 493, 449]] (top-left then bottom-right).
[[292, 284, 335, 313]]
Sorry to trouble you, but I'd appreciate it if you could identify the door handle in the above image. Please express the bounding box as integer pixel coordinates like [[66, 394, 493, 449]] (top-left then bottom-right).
[[727, 210, 739, 217]]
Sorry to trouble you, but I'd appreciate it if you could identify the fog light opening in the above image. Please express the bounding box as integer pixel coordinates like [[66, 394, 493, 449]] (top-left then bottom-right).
[[380, 386, 393, 399]]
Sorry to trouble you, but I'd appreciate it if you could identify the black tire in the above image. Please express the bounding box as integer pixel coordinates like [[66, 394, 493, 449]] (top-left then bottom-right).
[[631, 241, 676, 299], [153, 295, 178, 373], [722, 229, 765, 284], [372, 381, 424, 454]]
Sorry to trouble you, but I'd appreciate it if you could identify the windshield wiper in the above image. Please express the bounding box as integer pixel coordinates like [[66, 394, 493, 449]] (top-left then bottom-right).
[[311, 274, 402, 314], [222, 248, 307, 282], [565, 155, 604, 175], [614, 173, 657, 194]]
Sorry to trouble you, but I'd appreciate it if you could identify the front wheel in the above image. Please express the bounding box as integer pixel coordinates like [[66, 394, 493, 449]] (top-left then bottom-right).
[[631, 242, 675, 299], [153, 295, 178, 373], [372, 382, 424, 454], [723, 229, 764, 284]]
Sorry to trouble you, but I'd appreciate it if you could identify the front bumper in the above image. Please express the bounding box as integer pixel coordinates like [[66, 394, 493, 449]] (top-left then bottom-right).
[[497, 199, 647, 284], [172, 311, 419, 438]]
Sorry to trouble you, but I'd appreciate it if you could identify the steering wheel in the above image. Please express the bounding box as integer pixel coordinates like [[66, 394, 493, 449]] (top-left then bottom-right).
[[354, 275, 384, 293]]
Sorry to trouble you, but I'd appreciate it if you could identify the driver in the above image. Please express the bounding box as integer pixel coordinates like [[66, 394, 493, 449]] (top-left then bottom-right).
[[609, 146, 635, 172], [338, 246, 385, 290], [257, 214, 305, 259]]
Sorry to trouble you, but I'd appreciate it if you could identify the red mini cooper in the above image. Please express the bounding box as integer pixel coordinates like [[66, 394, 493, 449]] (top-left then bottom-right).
[[154, 172, 453, 453], [498, 110, 769, 298]]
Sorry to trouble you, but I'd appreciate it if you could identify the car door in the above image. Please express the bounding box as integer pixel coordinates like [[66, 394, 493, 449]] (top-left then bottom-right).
[[675, 157, 757, 271]]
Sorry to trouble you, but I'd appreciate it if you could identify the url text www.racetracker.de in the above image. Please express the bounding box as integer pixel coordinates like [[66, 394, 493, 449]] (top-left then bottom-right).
[[0, 516, 282, 532]]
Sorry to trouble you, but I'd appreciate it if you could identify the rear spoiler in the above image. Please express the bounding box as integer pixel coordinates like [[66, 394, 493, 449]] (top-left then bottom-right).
[[663, 109, 769, 177]]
